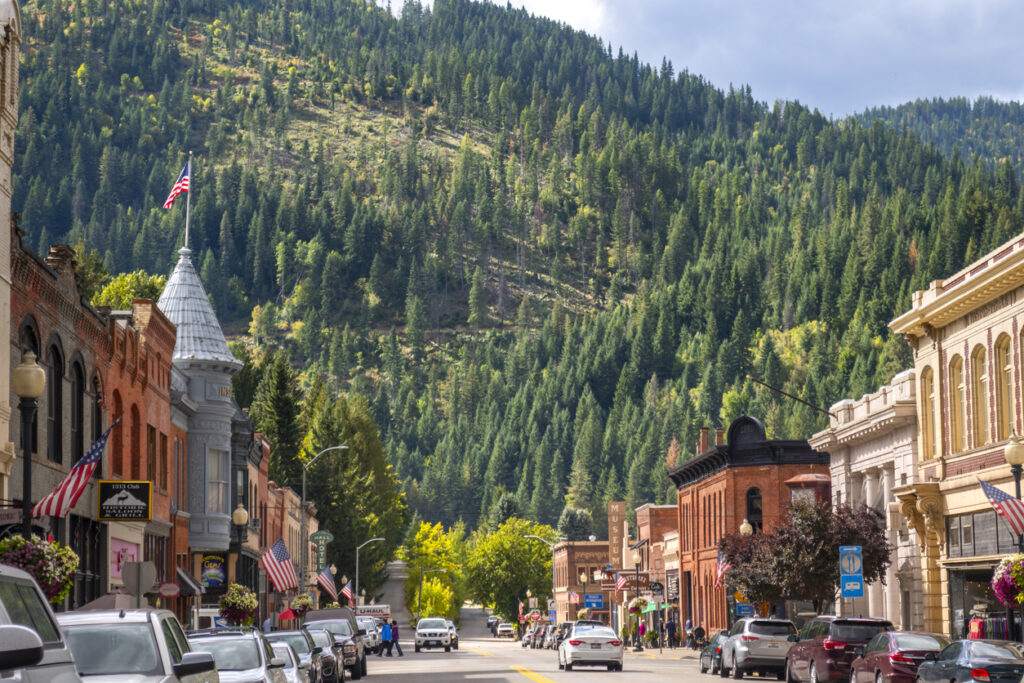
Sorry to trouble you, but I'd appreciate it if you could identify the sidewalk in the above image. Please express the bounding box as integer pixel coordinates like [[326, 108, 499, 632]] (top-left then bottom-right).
[[624, 644, 699, 660]]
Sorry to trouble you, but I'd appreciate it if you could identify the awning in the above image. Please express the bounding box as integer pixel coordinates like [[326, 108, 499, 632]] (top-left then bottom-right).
[[642, 602, 670, 613], [177, 566, 205, 596]]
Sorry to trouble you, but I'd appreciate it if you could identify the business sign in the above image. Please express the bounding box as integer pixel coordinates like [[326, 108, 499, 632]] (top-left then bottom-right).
[[649, 581, 664, 595], [158, 582, 181, 598], [584, 593, 604, 609], [310, 530, 334, 571], [608, 501, 626, 564], [600, 572, 649, 590], [98, 481, 152, 521], [201, 555, 226, 588], [357, 604, 391, 619], [110, 538, 139, 579], [736, 602, 755, 617], [839, 545, 864, 598]]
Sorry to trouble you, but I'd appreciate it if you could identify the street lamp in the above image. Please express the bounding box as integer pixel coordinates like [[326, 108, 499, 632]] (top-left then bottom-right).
[[417, 568, 447, 619], [355, 536, 385, 605], [300, 445, 348, 594], [1007, 433, 1024, 643], [231, 504, 250, 586], [525, 535, 558, 620], [739, 518, 754, 537], [12, 351, 46, 537]]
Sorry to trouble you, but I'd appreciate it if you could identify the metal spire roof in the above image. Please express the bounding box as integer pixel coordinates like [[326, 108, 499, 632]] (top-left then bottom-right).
[[158, 247, 242, 369]]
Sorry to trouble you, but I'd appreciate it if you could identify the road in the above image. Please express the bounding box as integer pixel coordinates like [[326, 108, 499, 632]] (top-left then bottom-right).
[[366, 597, 702, 682]]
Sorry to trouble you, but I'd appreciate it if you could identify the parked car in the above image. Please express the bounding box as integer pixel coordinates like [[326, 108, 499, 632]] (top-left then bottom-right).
[[265, 628, 330, 683], [304, 608, 367, 680], [557, 623, 623, 672], [915, 639, 1024, 683], [446, 620, 459, 650], [415, 617, 452, 653], [699, 630, 730, 675], [849, 631, 949, 683], [553, 621, 574, 648], [784, 616, 893, 683], [521, 625, 535, 648], [305, 628, 349, 682], [487, 615, 498, 631], [496, 622, 514, 638], [356, 616, 380, 654], [543, 625, 559, 650], [187, 627, 287, 683], [720, 617, 796, 679], [0, 563, 82, 682], [531, 625, 547, 649], [270, 642, 310, 683], [58, 609, 218, 683]]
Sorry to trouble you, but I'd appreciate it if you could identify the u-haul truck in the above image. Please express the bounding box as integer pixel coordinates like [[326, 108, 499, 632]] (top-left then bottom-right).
[[356, 603, 391, 620]]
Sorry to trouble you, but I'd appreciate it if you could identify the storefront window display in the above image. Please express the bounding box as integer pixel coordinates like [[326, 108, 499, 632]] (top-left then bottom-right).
[[949, 569, 1016, 640]]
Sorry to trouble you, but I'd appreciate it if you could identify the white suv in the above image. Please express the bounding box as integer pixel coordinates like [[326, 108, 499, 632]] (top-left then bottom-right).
[[414, 618, 451, 653], [720, 617, 797, 679], [0, 563, 81, 682]]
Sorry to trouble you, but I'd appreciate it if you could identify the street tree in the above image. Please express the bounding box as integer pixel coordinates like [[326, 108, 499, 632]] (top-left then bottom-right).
[[466, 518, 556, 622], [557, 507, 593, 541], [91, 270, 166, 309], [402, 521, 466, 618]]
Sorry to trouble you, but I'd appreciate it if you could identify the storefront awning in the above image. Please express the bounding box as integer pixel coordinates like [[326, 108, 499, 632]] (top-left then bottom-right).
[[177, 567, 205, 596], [642, 602, 670, 613]]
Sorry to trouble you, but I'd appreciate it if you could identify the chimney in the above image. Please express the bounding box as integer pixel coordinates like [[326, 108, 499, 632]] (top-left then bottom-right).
[[699, 427, 710, 452], [715, 428, 725, 446]]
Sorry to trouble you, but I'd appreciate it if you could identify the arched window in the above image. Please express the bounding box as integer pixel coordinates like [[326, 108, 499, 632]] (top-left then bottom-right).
[[950, 356, 966, 453], [971, 345, 989, 447], [996, 335, 1014, 441], [91, 375, 103, 442], [746, 487, 763, 532], [46, 342, 64, 464], [70, 361, 85, 463], [130, 405, 141, 480], [921, 367, 936, 459], [112, 391, 124, 476]]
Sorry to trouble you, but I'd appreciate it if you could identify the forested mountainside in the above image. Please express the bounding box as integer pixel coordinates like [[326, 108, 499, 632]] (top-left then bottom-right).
[[858, 97, 1024, 175], [13, 0, 1024, 531]]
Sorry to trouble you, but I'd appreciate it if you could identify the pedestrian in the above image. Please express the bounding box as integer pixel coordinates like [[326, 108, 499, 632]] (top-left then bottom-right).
[[391, 619, 404, 656], [262, 615, 273, 633], [379, 620, 393, 656], [666, 617, 676, 649], [638, 620, 645, 648]]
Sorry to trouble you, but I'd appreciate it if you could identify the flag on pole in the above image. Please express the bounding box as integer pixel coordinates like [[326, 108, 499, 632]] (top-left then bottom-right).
[[316, 566, 338, 601], [518, 599, 523, 620], [568, 591, 580, 604], [614, 572, 628, 595], [32, 421, 117, 518], [714, 551, 733, 589], [980, 478, 1024, 537], [260, 538, 298, 592], [163, 161, 191, 209], [341, 581, 354, 604], [369, 597, 376, 605]]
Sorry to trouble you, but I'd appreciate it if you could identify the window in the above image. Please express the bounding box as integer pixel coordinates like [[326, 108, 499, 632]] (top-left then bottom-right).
[[70, 362, 85, 462], [130, 405, 141, 480], [921, 367, 936, 459], [147, 425, 156, 482], [112, 392, 124, 476], [0, 580, 61, 644], [746, 487, 763, 532], [91, 376, 103, 442], [971, 345, 989, 447], [47, 343, 64, 463], [207, 449, 229, 514], [950, 356, 966, 453], [160, 618, 184, 664], [996, 335, 1014, 441], [160, 433, 168, 491]]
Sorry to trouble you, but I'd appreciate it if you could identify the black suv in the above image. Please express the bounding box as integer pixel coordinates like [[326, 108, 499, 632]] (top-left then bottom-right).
[[304, 607, 367, 680]]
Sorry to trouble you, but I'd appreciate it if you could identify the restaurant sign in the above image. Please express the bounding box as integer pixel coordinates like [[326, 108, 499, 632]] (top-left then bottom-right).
[[98, 481, 152, 521]]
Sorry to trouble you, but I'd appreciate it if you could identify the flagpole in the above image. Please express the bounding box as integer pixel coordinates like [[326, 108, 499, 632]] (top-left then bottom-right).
[[184, 150, 192, 249]]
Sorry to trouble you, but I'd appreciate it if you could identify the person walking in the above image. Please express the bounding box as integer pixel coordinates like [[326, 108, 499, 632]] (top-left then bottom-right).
[[391, 619, 404, 656], [379, 620, 393, 656], [262, 615, 274, 633], [666, 617, 676, 649]]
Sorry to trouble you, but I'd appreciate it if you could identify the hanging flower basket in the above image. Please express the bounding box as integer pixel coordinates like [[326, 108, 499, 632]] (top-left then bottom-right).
[[992, 555, 1024, 608], [219, 584, 258, 626], [0, 535, 78, 605], [576, 608, 590, 620], [291, 593, 313, 618], [323, 601, 340, 609], [627, 597, 648, 615]]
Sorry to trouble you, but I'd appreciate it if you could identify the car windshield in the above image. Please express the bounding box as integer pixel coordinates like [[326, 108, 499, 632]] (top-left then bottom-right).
[[306, 619, 353, 637], [190, 637, 261, 671], [419, 619, 447, 630], [357, 617, 376, 628], [833, 621, 892, 642], [272, 643, 296, 667], [750, 621, 797, 636], [893, 634, 948, 651], [308, 630, 334, 648], [268, 633, 311, 655], [972, 642, 1024, 660], [64, 623, 162, 676]]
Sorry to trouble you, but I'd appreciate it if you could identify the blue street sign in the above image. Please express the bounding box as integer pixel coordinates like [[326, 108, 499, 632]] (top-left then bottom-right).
[[839, 545, 864, 598], [584, 593, 604, 609], [736, 602, 754, 617], [549, 610, 556, 623]]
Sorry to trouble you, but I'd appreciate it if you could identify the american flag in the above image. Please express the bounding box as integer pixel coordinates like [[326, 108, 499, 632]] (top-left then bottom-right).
[[714, 551, 733, 589], [32, 421, 116, 518], [316, 566, 338, 601], [981, 478, 1024, 537], [261, 538, 298, 592], [568, 591, 581, 604], [369, 597, 376, 605], [341, 581, 354, 604], [614, 572, 628, 595], [162, 161, 190, 209]]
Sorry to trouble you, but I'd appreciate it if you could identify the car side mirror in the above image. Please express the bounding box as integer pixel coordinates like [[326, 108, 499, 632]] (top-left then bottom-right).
[[853, 647, 864, 657], [358, 629, 367, 636], [312, 646, 323, 655], [0, 625, 44, 670], [787, 634, 798, 643], [173, 651, 217, 678], [270, 656, 286, 668], [924, 652, 937, 662], [299, 660, 311, 669]]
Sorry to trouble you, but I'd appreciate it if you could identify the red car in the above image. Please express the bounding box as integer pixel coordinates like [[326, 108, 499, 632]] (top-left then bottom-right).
[[849, 631, 949, 683], [784, 616, 893, 683]]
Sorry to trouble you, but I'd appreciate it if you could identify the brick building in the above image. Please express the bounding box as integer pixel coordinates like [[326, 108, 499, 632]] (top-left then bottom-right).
[[553, 540, 611, 624], [635, 503, 679, 624], [667, 416, 830, 632]]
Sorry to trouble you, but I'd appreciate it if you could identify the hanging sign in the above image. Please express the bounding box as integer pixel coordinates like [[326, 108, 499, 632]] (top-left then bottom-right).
[[98, 481, 152, 521]]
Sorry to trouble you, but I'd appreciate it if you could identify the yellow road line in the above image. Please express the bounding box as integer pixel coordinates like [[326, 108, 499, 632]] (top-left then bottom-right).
[[510, 665, 557, 683], [464, 646, 494, 657]]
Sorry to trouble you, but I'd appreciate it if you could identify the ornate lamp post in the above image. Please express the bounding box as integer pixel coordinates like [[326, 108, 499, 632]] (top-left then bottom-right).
[[12, 351, 46, 537], [1006, 434, 1024, 553], [300, 445, 347, 594], [739, 518, 754, 537]]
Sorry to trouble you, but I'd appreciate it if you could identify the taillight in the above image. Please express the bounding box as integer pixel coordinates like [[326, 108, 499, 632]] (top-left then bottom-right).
[[716, 646, 722, 653], [822, 639, 847, 651], [889, 652, 915, 664], [970, 669, 990, 682], [741, 635, 760, 642], [609, 640, 622, 646], [569, 640, 584, 646]]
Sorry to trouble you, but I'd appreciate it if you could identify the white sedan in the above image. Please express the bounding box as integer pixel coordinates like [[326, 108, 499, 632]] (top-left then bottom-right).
[[557, 623, 624, 672]]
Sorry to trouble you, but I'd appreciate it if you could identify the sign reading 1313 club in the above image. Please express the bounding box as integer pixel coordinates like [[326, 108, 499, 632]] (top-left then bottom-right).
[[98, 481, 152, 521]]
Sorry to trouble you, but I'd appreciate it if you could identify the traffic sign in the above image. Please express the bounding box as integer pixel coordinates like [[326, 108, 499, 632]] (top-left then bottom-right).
[[736, 602, 754, 617], [839, 545, 864, 598], [584, 593, 604, 609]]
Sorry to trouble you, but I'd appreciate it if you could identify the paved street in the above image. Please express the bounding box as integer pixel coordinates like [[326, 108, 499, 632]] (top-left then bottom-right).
[[369, 602, 702, 682]]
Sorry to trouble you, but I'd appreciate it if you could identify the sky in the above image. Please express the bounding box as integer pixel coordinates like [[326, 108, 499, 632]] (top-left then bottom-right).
[[492, 0, 1024, 117]]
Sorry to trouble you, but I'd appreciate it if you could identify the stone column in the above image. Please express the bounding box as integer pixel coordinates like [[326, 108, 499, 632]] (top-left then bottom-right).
[[863, 471, 884, 618], [882, 467, 900, 626]]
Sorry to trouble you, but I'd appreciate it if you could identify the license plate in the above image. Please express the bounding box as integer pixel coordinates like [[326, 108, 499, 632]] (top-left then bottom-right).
[[766, 643, 780, 648], [590, 644, 602, 649]]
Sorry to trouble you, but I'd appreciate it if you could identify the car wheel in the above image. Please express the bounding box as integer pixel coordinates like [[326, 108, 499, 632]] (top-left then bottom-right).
[[350, 663, 362, 681], [360, 655, 367, 677], [874, 673, 882, 683], [732, 658, 744, 679], [565, 662, 573, 671], [720, 660, 730, 678], [809, 663, 818, 683], [414, 645, 421, 653], [701, 659, 709, 674], [444, 646, 451, 653]]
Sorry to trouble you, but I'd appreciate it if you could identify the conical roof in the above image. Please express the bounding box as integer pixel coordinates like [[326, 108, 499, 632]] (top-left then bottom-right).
[[158, 247, 242, 369]]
